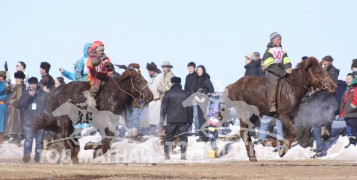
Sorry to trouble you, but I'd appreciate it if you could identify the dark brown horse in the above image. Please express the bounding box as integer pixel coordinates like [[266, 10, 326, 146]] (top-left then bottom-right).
[[34, 66, 153, 163], [222, 57, 336, 161]]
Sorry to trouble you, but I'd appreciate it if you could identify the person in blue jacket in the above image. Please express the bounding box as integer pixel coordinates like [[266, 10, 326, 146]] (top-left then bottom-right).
[[0, 71, 9, 144], [60, 43, 92, 81]]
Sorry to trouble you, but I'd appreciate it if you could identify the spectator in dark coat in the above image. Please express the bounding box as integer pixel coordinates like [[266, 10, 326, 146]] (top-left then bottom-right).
[[184, 62, 197, 94], [322, 55, 340, 85], [191, 65, 214, 142], [39, 62, 55, 91], [160, 77, 193, 160], [184, 62, 199, 134], [244, 52, 262, 76], [19, 77, 46, 163]]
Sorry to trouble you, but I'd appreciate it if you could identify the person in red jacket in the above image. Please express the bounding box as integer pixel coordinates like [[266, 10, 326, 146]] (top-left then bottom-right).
[[86, 41, 112, 106], [340, 73, 357, 146]]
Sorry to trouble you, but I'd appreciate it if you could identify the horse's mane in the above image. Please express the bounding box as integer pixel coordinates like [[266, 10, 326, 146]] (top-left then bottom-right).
[[294, 57, 319, 71]]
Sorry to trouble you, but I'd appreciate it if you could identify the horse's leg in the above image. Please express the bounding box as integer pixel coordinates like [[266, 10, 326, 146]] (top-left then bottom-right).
[[239, 118, 257, 162], [277, 113, 296, 157], [63, 139, 79, 164], [93, 127, 114, 158]]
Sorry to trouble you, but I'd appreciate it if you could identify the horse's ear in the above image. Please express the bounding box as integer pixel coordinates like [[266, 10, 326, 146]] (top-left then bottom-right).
[[304, 57, 319, 71]]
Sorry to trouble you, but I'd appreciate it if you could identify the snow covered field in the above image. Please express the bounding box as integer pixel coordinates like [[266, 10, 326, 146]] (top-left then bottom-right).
[[1, 125, 357, 164]]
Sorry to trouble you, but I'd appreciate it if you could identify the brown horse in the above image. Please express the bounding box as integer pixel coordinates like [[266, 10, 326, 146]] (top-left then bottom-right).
[[34, 66, 153, 163], [222, 57, 336, 161]]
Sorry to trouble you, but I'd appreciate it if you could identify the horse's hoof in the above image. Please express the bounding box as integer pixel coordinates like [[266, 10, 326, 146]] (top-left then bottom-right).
[[278, 145, 289, 157], [72, 158, 79, 164], [249, 156, 258, 162]]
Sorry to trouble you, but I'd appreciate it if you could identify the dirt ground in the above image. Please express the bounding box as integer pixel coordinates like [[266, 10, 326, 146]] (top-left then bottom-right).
[[0, 160, 357, 179]]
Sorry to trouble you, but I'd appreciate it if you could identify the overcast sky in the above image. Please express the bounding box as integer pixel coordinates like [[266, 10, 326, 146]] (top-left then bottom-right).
[[0, 0, 354, 91]]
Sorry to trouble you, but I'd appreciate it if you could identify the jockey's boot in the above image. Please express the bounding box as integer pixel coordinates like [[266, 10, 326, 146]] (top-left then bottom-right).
[[88, 85, 99, 107], [74, 111, 83, 129], [164, 145, 170, 160], [180, 145, 187, 160], [267, 81, 278, 114]]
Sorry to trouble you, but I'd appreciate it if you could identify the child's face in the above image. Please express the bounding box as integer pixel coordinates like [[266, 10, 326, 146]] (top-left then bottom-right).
[[346, 75, 354, 86], [272, 37, 281, 47]]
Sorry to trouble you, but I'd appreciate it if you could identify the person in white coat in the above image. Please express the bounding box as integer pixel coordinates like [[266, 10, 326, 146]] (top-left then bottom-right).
[[146, 62, 163, 135]]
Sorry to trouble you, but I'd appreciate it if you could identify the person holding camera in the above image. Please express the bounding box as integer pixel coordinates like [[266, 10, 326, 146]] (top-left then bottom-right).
[[19, 77, 46, 163]]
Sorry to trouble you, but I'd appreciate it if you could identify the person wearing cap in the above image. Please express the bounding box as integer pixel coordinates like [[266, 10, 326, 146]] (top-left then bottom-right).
[[146, 62, 163, 135], [19, 77, 46, 163], [39, 62, 55, 92], [302, 56, 308, 61], [5, 71, 26, 144], [160, 77, 193, 160], [60, 43, 91, 82], [262, 32, 292, 113], [158, 61, 175, 100], [244, 52, 262, 77], [86, 41, 112, 106], [0, 71, 9, 144], [321, 55, 340, 85]]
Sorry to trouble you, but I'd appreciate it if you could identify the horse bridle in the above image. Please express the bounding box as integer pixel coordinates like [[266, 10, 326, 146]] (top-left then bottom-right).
[[282, 69, 330, 96], [308, 69, 330, 90], [111, 75, 148, 108]]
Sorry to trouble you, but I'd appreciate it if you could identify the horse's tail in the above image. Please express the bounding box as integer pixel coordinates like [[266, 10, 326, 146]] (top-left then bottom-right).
[[32, 113, 59, 132]]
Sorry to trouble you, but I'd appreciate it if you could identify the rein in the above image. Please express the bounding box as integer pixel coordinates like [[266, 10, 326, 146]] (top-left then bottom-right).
[[110, 76, 146, 108]]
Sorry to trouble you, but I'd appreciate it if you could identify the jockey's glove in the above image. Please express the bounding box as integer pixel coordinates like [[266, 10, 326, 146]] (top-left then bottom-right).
[[286, 68, 292, 74]]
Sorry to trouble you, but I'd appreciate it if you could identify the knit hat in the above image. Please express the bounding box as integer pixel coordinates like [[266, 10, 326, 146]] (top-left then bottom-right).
[[14, 71, 25, 79], [170, 77, 181, 84], [40, 62, 51, 73], [302, 56, 308, 61], [28, 77, 38, 84], [0, 71, 6, 78], [270, 32, 281, 42], [351, 59, 357, 69], [322, 55, 333, 62]]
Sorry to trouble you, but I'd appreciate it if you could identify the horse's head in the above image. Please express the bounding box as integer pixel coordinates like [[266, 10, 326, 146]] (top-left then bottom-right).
[[298, 57, 337, 93], [117, 64, 154, 107]]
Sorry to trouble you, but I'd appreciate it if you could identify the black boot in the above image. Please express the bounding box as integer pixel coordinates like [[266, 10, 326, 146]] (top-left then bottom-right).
[[345, 137, 357, 148], [164, 145, 170, 160], [180, 145, 187, 160]]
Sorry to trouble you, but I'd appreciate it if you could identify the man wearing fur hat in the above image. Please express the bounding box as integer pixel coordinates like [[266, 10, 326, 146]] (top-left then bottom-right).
[[322, 55, 340, 85], [146, 62, 163, 135], [39, 62, 55, 91], [0, 71, 9, 144], [262, 32, 292, 114], [160, 77, 193, 160], [158, 61, 175, 100], [5, 71, 26, 144]]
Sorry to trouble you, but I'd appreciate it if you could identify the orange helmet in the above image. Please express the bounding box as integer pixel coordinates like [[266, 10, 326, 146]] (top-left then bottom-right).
[[93, 41, 104, 47]]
